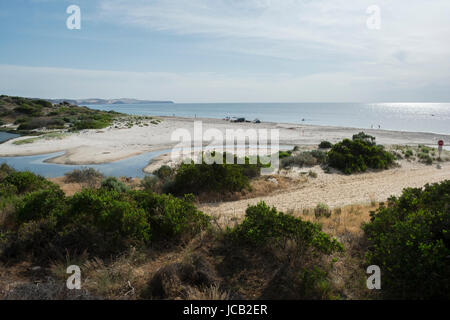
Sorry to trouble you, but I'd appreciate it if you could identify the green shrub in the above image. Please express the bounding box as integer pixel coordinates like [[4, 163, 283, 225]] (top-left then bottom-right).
[[229, 201, 343, 255], [153, 165, 174, 181], [314, 203, 331, 218], [318, 141, 333, 149], [15, 186, 66, 224], [3, 171, 52, 194], [404, 149, 413, 158], [132, 191, 210, 242], [33, 99, 52, 108], [418, 152, 433, 165], [278, 151, 292, 159], [66, 188, 150, 243], [1, 165, 212, 262], [0, 163, 15, 180], [352, 132, 376, 145], [281, 152, 317, 168], [168, 153, 261, 196], [363, 181, 450, 299], [73, 120, 105, 130], [140, 175, 159, 192], [327, 133, 395, 174], [100, 177, 129, 193], [17, 118, 64, 130], [310, 150, 328, 164], [64, 168, 104, 185], [14, 104, 42, 116]]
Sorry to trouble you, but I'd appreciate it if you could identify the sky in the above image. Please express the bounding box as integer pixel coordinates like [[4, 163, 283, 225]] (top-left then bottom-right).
[[1, 0, 450, 102]]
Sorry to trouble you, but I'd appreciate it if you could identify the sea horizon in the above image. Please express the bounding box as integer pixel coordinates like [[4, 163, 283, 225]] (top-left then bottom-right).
[[88, 102, 450, 136]]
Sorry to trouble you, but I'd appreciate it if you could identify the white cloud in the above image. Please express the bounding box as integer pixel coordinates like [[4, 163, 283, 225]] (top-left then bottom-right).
[[2, 63, 449, 102], [3, 1, 450, 102], [92, 0, 450, 101], [98, 0, 450, 60]]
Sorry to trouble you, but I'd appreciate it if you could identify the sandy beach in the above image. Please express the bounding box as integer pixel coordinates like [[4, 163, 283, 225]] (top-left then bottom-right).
[[199, 160, 450, 221], [2, 116, 449, 214], [1, 116, 448, 166]]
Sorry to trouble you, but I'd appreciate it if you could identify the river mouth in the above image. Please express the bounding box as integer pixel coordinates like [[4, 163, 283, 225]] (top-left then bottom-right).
[[0, 132, 20, 144], [0, 145, 294, 178], [0, 150, 169, 178]]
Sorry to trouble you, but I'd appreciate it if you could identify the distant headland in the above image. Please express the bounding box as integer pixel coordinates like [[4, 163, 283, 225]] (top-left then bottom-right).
[[46, 98, 174, 105]]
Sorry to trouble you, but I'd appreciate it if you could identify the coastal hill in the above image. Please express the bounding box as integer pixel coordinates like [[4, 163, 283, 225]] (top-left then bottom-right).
[[0, 95, 122, 131], [47, 98, 174, 105]]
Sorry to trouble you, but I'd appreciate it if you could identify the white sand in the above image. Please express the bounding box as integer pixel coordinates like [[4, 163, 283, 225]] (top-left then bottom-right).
[[1, 116, 448, 166]]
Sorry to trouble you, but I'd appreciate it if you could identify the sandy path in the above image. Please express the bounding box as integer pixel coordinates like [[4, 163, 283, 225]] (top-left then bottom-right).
[[199, 161, 450, 218]]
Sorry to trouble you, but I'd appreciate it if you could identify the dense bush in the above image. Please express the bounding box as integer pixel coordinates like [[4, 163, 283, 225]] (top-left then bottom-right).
[[100, 177, 129, 193], [318, 141, 333, 149], [15, 186, 66, 224], [64, 168, 104, 185], [73, 119, 111, 130], [1, 168, 211, 263], [3, 171, 53, 194], [140, 175, 159, 192], [14, 104, 42, 116], [0, 163, 15, 180], [167, 153, 263, 196], [327, 132, 395, 174], [65, 188, 150, 243], [278, 150, 292, 159], [363, 180, 450, 299], [229, 201, 343, 255], [153, 165, 174, 181], [352, 132, 376, 145], [132, 191, 210, 242], [17, 118, 65, 130]]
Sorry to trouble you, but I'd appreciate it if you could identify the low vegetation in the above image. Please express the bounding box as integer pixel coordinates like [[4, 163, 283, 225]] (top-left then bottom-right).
[[165, 153, 266, 197], [363, 180, 450, 299], [0, 95, 121, 133], [391, 144, 448, 164], [280, 150, 327, 169], [1, 162, 448, 300], [0, 164, 210, 264], [318, 141, 333, 149], [64, 168, 104, 187], [327, 132, 395, 174]]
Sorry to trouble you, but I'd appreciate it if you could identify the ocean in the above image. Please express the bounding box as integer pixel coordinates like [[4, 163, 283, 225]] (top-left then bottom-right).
[[88, 102, 450, 135]]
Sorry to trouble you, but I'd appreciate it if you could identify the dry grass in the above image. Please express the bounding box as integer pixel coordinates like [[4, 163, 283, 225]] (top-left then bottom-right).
[[197, 175, 300, 203], [294, 203, 376, 299], [49, 176, 142, 196], [185, 284, 230, 300], [209, 202, 377, 300], [1, 194, 376, 300]]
